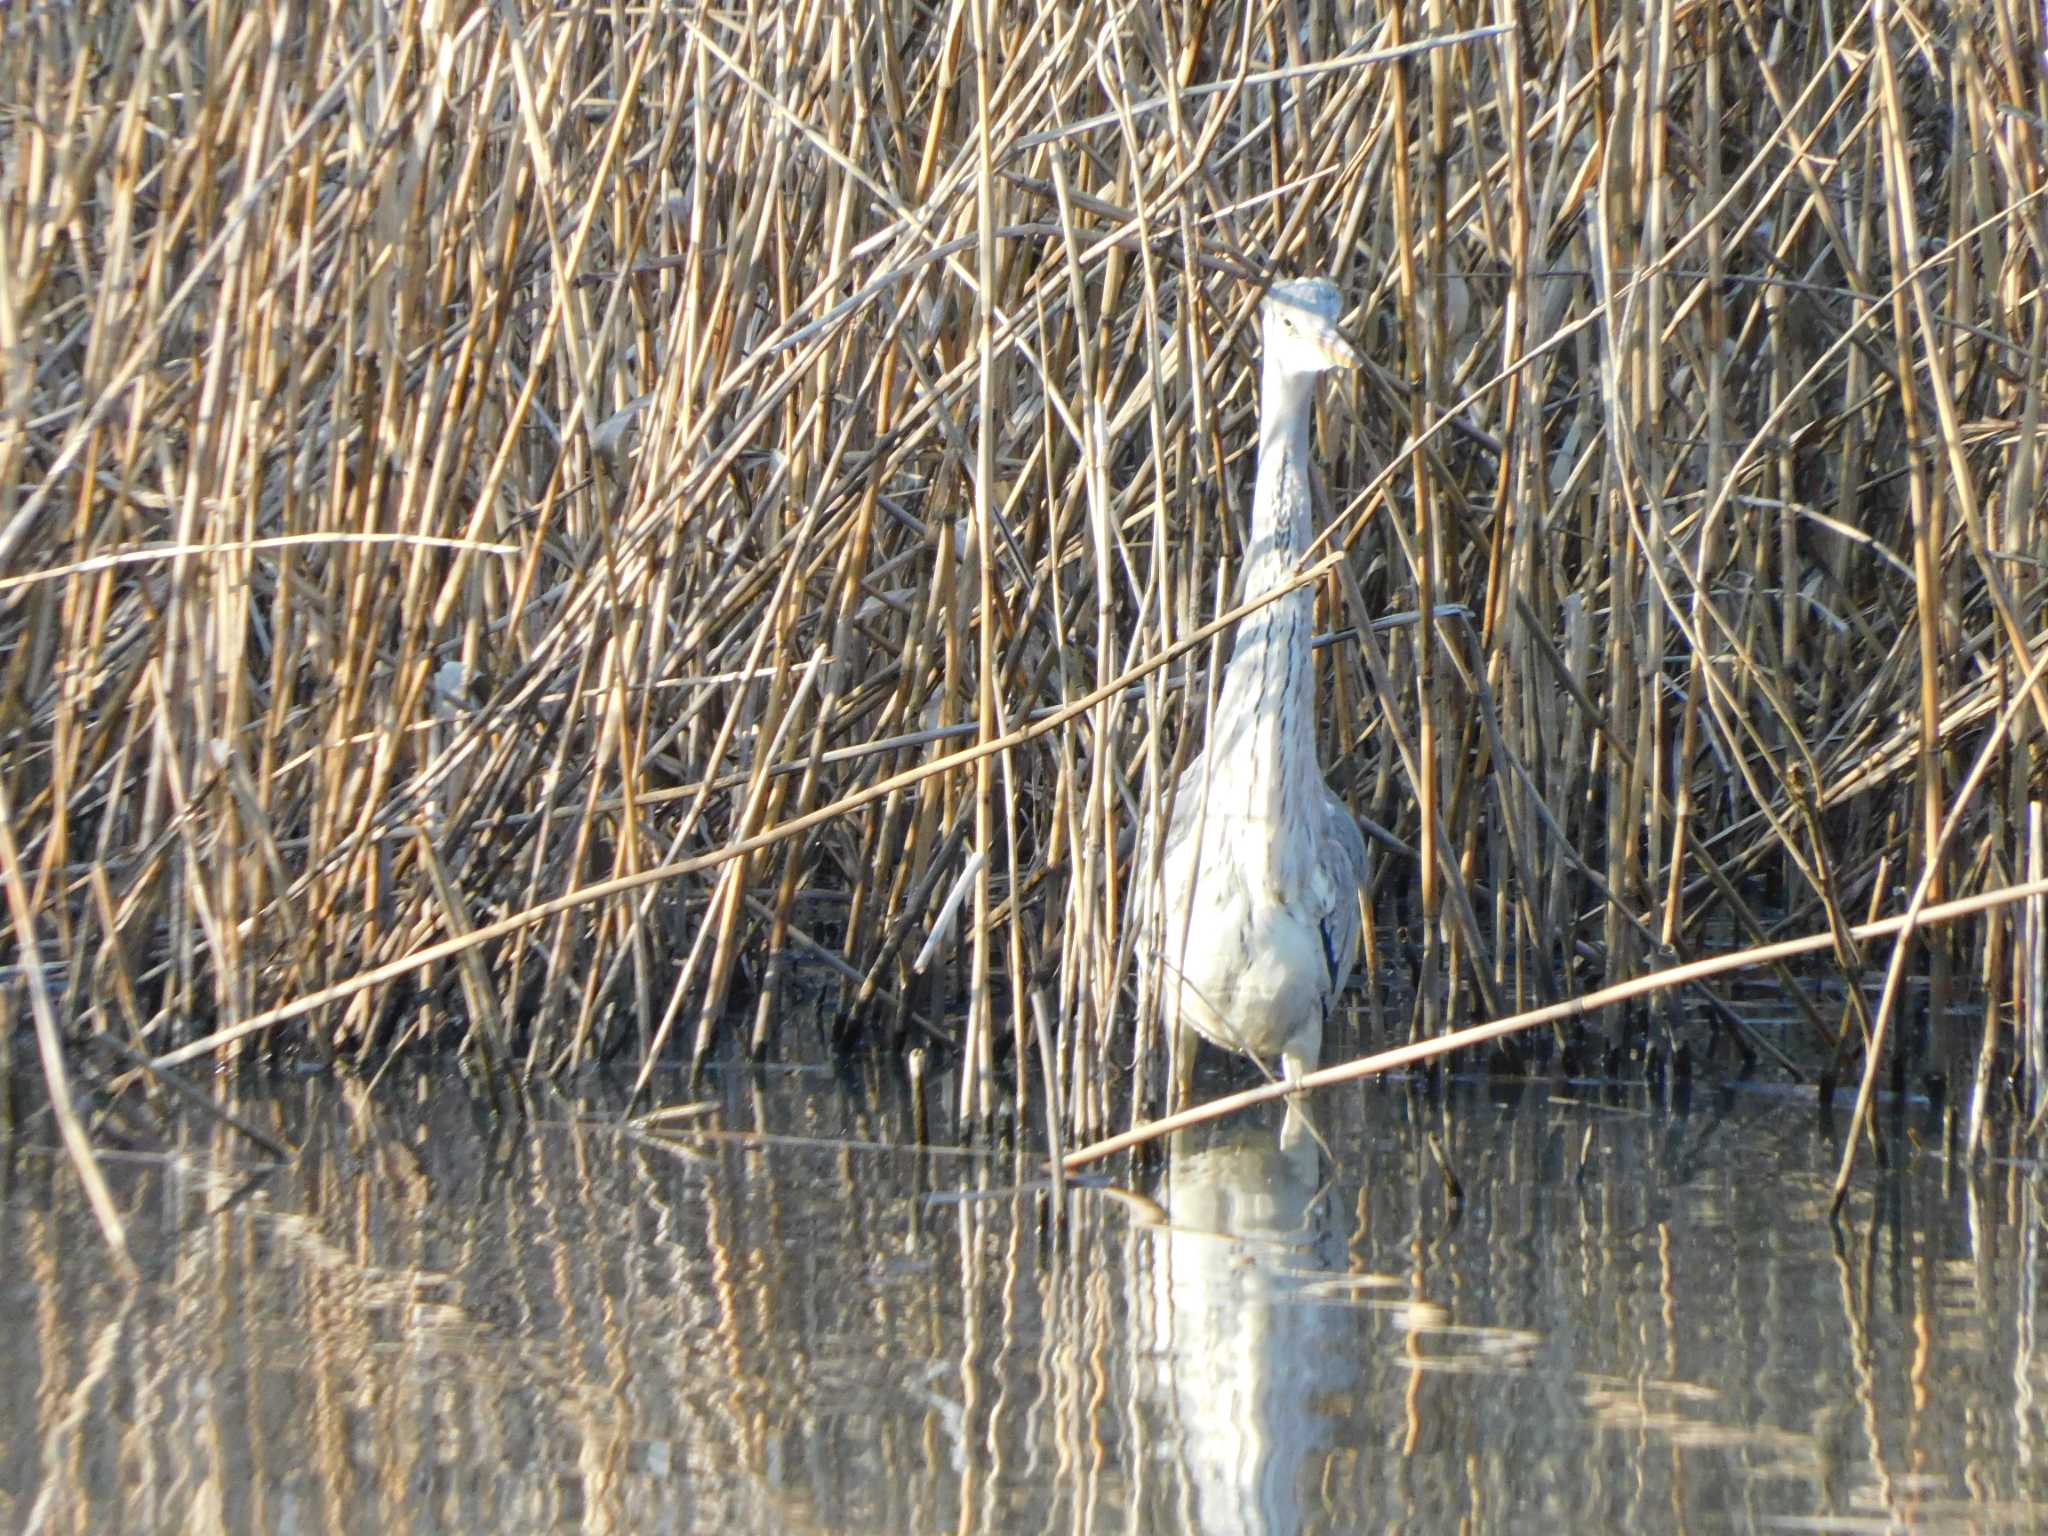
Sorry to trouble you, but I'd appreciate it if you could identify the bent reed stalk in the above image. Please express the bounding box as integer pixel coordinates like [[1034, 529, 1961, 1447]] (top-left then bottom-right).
[[4, 0, 2047, 1163]]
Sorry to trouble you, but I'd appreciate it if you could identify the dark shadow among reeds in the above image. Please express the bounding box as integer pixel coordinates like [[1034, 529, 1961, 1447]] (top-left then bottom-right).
[[5, 0, 2048, 1193]]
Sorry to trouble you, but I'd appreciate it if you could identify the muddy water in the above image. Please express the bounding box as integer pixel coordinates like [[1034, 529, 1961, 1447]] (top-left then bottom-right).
[[2, 1064, 2044, 1535]]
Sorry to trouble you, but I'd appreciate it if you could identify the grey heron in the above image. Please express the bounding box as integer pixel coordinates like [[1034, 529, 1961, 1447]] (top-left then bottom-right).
[[1136, 277, 1368, 1107]]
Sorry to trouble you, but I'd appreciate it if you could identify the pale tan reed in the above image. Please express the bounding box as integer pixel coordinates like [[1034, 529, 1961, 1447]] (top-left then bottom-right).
[[2, 0, 2045, 1161]]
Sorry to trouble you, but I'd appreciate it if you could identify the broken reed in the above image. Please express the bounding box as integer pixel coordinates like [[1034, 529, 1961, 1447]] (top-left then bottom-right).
[[3, 0, 2045, 1144]]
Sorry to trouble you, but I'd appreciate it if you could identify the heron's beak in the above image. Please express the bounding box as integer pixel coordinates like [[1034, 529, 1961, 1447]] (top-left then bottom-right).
[[1314, 330, 1363, 371]]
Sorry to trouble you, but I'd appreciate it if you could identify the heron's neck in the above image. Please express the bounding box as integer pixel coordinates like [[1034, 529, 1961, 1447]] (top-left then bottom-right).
[[1249, 363, 1317, 560], [1206, 362, 1321, 825]]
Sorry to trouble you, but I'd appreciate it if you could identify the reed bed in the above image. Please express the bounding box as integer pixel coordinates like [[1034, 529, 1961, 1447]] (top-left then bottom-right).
[[4, 0, 2046, 1168]]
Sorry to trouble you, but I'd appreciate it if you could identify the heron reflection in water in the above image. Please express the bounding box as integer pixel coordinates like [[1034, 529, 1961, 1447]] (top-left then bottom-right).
[[1134, 277, 1368, 1113], [1140, 1121, 1349, 1535]]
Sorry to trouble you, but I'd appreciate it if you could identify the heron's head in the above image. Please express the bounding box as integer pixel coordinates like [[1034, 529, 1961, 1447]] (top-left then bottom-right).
[[1261, 278, 1360, 378]]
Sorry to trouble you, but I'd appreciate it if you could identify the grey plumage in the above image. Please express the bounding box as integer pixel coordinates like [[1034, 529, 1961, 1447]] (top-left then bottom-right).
[[1134, 277, 1369, 1099]]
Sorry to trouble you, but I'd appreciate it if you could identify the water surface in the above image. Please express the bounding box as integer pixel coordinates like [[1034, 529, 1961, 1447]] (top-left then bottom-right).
[[3, 1063, 2044, 1534]]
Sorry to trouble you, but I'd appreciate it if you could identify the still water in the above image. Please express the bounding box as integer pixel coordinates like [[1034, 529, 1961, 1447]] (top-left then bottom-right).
[[2, 1061, 2045, 1534]]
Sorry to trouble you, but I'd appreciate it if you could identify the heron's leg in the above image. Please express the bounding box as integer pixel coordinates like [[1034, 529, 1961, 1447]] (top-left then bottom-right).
[[1281, 1008, 1324, 1097], [1281, 1048, 1311, 1091], [1279, 1047, 1319, 1153]]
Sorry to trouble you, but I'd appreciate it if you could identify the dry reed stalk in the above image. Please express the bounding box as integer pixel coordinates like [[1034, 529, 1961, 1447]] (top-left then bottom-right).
[[1, 0, 2045, 1181]]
